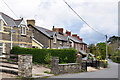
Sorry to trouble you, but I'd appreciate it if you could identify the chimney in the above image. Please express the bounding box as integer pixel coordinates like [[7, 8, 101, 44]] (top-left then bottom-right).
[[59, 28, 63, 33], [77, 36, 79, 39], [27, 20, 35, 27], [72, 34, 77, 37], [66, 30, 71, 36], [79, 38, 83, 41], [52, 26, 55, 31], [52, 27, 63, 34]]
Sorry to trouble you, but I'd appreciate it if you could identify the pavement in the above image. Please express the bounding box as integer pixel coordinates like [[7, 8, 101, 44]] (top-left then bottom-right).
[[51, 59, 119, 78]]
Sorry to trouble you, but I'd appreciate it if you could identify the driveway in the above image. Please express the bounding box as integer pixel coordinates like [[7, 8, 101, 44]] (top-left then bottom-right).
[[51, 60, 119, 78]]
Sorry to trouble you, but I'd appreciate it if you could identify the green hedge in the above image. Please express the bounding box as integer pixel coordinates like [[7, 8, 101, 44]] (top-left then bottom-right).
[[10, 47, 77, 64], [112, 56, 120, 63]]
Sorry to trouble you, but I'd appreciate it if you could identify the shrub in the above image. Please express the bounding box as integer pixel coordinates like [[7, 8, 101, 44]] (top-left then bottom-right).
[[10, 47, 77, 64], [104, 62, 108, 68], [44, 53, 52, 64], [112, 56, 120, 63]]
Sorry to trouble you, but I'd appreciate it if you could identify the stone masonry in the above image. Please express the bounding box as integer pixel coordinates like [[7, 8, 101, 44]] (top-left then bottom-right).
[[51, 57, 59, 74], [18, 54, 32, 78], [51, 57, 82, 74]]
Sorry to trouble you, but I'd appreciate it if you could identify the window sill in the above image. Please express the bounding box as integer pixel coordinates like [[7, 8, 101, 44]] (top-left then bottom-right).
[[53, 42, 56, 44], [21, 34, 26, 37]]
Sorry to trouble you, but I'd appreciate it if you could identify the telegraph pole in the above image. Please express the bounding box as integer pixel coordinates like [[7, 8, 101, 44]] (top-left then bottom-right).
[[105, 35, 108, 60]]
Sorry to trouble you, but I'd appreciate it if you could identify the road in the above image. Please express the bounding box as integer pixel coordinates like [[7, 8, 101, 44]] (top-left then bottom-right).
[[51, 60, 119, 78]]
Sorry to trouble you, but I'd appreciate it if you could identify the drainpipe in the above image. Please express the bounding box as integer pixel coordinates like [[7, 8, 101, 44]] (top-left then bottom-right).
[[11, 26, 12, 49], [11, 27, 16, 49]]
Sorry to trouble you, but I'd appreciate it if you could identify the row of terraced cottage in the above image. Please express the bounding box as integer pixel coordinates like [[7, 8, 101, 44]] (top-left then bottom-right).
[[0, 12, 88, 58]]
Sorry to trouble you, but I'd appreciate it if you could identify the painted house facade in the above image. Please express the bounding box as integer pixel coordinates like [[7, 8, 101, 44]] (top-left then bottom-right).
[[0, 12, 32, 56]]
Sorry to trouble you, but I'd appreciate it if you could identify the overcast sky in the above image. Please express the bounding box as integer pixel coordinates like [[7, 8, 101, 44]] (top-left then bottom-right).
[[0, 0, 119, 44]]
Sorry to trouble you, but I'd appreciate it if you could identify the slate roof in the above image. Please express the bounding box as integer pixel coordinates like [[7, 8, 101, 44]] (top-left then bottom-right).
[[69, 36, 87, 45], [33, 26, 87, 44], [33, 26, 56, 38], [0, 12, 23, 27], [57, 35, 68, 41], [79, 50, 88, 55], [33, 26, 69, 41]]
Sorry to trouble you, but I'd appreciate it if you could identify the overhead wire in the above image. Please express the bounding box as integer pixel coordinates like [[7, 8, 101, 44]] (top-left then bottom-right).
[[63, 0, 105, 36], [2, 0, 18, 18]]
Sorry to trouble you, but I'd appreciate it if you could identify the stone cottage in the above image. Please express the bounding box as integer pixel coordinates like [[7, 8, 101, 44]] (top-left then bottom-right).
[[52, 27, 87, 57], [0, 12, 32, 56], [27, 20, 72, 49]]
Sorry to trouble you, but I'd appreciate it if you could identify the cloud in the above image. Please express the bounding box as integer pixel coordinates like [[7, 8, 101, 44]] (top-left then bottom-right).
[[0, 0, 118, 44]]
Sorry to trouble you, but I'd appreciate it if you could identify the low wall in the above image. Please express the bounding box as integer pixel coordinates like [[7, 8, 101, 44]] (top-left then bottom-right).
[[58, 63, 81, 74], [51, 57, 82, 74]]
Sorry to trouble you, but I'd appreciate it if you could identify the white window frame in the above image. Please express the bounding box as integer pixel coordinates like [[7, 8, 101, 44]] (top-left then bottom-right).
[[59, 41, 62, 45], [83, 45, 84, 50], [53, 36, 57, 44], [21, 24, 26, 35], [20, 44, 26, 48], [0, 19, 2, 32]]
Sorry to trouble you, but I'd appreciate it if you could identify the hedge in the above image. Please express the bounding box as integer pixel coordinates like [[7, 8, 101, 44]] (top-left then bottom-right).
[[111, 56, 120, 63], [10, 47, 77, 64]]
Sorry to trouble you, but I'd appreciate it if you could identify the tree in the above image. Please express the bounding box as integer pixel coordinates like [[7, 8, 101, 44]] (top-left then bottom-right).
[[96, 42, 106, 60], [88, 44, 96, 56]]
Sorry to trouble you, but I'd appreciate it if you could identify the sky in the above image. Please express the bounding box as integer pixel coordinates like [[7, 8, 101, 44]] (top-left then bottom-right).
[[0, 0, 119, 45]]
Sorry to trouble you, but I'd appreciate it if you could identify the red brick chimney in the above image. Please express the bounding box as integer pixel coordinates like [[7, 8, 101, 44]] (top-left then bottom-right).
[[59, 28, 63, 33], [77, 36, 79, 39], [72, 34, 77, 37], [52, 26, 63, 33], [66, 30, 71, 36], [79, 38, 83, 41]]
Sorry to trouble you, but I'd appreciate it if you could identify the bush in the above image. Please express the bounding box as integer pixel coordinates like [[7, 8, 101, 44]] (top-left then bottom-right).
[[44, 53, 52, 64], [112, 56, 120, 63], [104, 61, 108, 68], [10, 46, 77, 64]]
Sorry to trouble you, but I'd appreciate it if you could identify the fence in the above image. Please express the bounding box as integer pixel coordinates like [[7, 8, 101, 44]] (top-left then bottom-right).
[[81, 61, 87, 71], [87, 60, 101, 69]]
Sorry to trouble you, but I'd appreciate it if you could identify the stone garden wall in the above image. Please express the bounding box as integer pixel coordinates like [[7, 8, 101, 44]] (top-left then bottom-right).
[[18, 54, 32, 78], [51, 57, 82, 74], [58, 63, 81, 74]]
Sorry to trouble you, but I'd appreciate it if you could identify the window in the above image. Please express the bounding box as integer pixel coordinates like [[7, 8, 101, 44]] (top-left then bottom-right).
[[32, 46, 38, 48], [0, 19, 2, 31], [83, 45, 84, 50], [53, 36, 57, 43], [62, 42, 64, 46], [20, 44, 26, 48], [60, 42, 62, 45], [21, 25, 26, 35], [0, 43, 3, 56], [67, 41, 69, 46]]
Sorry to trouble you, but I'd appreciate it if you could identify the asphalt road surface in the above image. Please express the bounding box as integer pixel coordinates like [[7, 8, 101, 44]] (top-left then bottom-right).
[[51, 59, 119, 78]]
